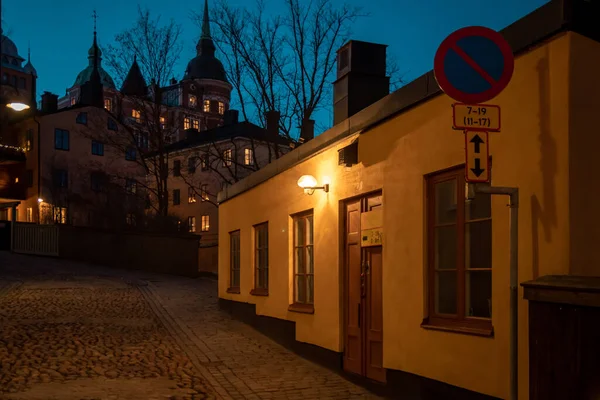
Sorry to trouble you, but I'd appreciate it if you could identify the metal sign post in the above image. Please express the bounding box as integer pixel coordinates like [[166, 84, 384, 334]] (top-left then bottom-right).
[[435, 26, 519, 400]]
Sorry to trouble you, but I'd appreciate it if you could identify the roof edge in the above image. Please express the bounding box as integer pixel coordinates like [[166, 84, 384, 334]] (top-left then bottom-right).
[[217, 0, 592, 204]]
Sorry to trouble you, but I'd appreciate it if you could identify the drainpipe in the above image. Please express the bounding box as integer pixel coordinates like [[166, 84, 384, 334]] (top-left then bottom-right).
[[470, 183, 519, 400], [33, 114, 41, 222]]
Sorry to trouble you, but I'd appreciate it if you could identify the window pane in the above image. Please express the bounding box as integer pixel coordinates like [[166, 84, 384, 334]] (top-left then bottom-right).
[[435, 271, 457, 314], [435, 179, 457, 224], [295, 247, 305, 273], [466, 220, 492, 269], [434, 225, 457, 270], [466, 270, 492, 318], [295, 218, 305, 246], [307, 215, 313, 245], [233, 268, 240, 287], [296, 275, 306, 303], [465, 189, 491, 220], [306, 246, 314, 274], [307, 275, 314, 304]]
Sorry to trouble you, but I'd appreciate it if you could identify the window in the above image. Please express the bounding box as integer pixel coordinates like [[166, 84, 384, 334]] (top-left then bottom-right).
[[54, 207, 67, 224], [218, 102, 225, 115], [201, 154, 209, 171], [19, 77, 26, 89], [173, 160, 181, 176], [126, 213, 136, 226], [76, 112, 88, 125], [25, 170, 33, 187], [252, 223, 269, 294], [160, 116, 166, 129], [135, 133, 149, 150], [184, 116, 191, 130], [25, 129, 33, 151], [244, 148, 254, 165], [201, 215, 210, 232], [188, 186, 196, 203], [424, 167, 492, 335], [223, 149, 232, 167], [292, 212, 314, 310], [192, 119, 199, 130], [203, 100, 210, 112], [104, 98, 112, 111], [70, 97, 76, 106], [188, 94, 197, 107], [173, 189, 181, 205], [188, 156, 197, 173], [200, 184, 209, 201], [229, 231, 241, 291], [91, 172, 104, 192], [91, 140, 104, 156], [107, 118, 118, 131], [26, 208, 33, 223], [125, 179, 137, 195], [132, 109, 141, 123], [54, 129, 69, 151], [188, 216, 196, 233], [125, 148, 136, 161], [53, 169, 68, 188]]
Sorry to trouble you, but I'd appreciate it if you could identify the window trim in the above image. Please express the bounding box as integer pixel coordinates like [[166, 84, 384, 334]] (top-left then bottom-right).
[[290, 210, 315, 313], [228, 230, 241, 293], [421, 165, 494, 337], [250, 222, 269, 296]]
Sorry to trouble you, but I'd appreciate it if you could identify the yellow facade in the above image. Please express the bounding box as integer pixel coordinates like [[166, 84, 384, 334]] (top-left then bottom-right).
[[218, 32, 600, 399]]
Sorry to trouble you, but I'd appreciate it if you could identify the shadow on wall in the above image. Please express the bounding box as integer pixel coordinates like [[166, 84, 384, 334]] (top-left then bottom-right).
[[531, 50, 558, 280]]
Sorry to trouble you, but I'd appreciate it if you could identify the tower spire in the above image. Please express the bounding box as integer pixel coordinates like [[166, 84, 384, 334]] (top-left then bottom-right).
[[196, 0, 215, 56], [201, 0, 211, 39]]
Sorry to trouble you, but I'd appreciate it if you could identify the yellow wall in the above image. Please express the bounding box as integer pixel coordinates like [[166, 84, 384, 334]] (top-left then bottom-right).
[[218, 32, 586, 399]]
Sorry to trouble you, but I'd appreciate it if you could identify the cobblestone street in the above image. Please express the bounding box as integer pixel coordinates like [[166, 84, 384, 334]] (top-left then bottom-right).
[[0, 253, 382, 400]]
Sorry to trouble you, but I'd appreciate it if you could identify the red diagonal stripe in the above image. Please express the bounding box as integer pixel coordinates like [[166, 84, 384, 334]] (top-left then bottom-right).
[[451, 44, 497, 86]]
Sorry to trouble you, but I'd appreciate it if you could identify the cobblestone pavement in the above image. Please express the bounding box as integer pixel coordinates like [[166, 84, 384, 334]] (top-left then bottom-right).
[[0, 253, 382, 400]]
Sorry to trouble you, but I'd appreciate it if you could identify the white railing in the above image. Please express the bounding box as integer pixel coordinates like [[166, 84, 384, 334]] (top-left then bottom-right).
[[12, 223, 59, 257]]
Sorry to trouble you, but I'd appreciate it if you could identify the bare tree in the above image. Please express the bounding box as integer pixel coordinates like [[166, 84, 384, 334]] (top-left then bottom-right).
[[99, 7, 184, 218], [198, 0, 369, 139]]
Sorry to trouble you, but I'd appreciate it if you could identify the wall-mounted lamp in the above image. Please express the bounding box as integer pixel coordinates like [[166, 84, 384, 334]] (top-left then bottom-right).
[[297, 175, 329, 195], [6, 102, 30, 112], [37, 198, 43, 203]]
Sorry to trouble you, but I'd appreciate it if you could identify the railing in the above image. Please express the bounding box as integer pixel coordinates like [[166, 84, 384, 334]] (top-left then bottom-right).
[[12, 223, 59, 256]]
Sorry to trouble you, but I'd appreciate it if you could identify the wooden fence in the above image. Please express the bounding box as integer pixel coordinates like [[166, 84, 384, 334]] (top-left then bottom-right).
[[12, 223, 59, 256]]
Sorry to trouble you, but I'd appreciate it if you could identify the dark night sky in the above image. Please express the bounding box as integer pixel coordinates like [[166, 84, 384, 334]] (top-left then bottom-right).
[[4, 0, 548, 127]]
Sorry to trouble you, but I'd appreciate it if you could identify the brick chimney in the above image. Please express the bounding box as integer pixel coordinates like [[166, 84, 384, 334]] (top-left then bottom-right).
[[333, 40, 389, 126], [300, 119, 315, 142], [41, 92, 58, 114], [265, 110, 280, 140]]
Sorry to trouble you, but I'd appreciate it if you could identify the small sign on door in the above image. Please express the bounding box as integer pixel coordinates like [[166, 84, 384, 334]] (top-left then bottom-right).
[[361, 228, 383, 247], [361, 208, 383, 247]]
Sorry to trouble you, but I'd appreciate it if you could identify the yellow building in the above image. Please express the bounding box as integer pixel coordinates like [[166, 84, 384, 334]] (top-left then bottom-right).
[[217, 2, 600, 399]]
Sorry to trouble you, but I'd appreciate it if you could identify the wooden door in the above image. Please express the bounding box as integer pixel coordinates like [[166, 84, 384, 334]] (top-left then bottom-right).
[[343, 193, 385, 382]]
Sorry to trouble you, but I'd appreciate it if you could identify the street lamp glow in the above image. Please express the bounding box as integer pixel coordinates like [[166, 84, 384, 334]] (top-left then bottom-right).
[[37, 198, 43, 203], [297, 175, 318, 189], [6, 102, 30, 112]]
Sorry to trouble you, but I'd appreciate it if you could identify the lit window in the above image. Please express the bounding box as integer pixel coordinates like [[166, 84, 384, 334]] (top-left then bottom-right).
[[293, 212, 314, 305], [189, 94, 197, 107], [188, 216, 196, 233], [201, 154, 209, 171], [218, 102, 224, 115], [126, 213, 136, 226], [54, 207, 67, 224], [203, 100, 210, 112], [104, 98, 112, 111], [244, 148, 254, 165], [184, 117, 191, 130], [223, 149, 232, 167], [26, 208, 33, 223], [188, 186, 196, 203], [160, 116, 166, 129], [132, 109, 141, 123], [192, 119, 199, 130], [25, 129, 33, 151], [125, 179, 137, 194], [200, 184, 209, 201], [201, 215, 210, 232], [70, 97, 76, 106]]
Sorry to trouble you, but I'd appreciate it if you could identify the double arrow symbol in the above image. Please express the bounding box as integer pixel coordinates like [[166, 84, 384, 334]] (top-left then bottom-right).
[[469, 134, 485, 177]]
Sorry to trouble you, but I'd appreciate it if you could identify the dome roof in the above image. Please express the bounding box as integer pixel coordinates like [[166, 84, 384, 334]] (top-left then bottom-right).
[[0, 34, 23, 60], [183, 53, 228, 82], [74, 66, 115, 89]]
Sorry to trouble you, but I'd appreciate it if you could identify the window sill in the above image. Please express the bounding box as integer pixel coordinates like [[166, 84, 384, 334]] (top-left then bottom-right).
[[250, 288, 269, 296], [421, 319, 494, 338], [226, 287, 240, 294], [288, 303, 314, 314]]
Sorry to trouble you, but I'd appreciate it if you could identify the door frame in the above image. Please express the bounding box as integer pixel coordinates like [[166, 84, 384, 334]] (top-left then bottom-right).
[[339, 189, 384, 379]]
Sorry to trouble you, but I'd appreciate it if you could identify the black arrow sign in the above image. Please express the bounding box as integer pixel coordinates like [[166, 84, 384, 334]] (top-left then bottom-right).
[[471, 158, 485, 177], [470, 134, 484, 153]]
